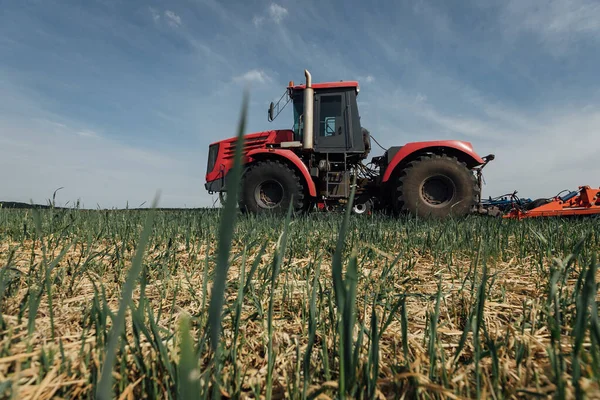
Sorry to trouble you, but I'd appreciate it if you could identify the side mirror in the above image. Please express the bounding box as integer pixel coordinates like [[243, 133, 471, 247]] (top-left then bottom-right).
[[268, 102, 275, 122]]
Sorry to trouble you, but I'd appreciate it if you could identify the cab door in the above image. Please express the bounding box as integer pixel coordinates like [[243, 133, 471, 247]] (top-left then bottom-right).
[[314, 92, 348, 151]]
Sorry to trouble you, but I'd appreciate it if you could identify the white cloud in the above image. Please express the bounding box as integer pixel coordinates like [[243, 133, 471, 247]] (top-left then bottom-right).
[[233, 69, 272, 84], [268, 3, 288, 23], [252, 16, 265, 27], [164, 10, 182, 28], [499, 0, 600, 54], [149, 8, 182, 28], [251, 3, 288, 27], [356, 75, 375, 85], [76, 129, 101, 139], [149, 7, 160, 22]]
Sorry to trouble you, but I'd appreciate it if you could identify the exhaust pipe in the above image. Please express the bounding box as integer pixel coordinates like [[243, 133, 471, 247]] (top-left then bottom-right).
[[302, 69, 314, 150]]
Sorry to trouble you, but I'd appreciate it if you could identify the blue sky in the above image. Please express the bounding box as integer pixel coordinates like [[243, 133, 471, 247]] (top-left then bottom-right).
[[1, 0, 599, 208]]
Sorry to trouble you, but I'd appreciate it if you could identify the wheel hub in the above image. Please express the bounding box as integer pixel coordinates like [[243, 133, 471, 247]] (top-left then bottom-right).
[[420, 175, 455, 207], [352, 203, 368, 214], [254, 180, 284, 209]]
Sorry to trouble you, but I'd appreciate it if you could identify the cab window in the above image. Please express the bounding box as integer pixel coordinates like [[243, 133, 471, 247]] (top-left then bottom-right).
[[319, 95, 342, 137]]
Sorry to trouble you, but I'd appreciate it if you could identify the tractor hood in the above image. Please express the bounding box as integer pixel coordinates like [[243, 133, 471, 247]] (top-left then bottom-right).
[[207, 129, 294, 149], [206, 129, 295, 184]]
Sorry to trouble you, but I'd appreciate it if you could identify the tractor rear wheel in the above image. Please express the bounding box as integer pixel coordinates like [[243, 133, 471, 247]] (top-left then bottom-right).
[[395, 154, 479, 218], [239, 160, 307, 215]]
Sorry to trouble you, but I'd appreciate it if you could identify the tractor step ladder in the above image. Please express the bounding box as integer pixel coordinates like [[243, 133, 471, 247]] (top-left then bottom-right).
[[325, 152, 350, 198]]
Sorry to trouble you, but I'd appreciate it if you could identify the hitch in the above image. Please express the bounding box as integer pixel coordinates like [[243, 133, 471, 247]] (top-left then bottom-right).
[[474, 153, 495, 204]]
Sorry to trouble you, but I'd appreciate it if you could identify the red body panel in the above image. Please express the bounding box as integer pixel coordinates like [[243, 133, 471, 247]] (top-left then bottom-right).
[[245, 149, 317, 197], [381, 140, 485, 183], [206, 130, 293, 183], [205, 129, 317, 198]]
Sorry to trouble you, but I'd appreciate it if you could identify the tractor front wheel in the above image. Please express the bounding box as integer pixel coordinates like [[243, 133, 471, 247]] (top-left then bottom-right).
[[240, 160, 307, 215], [395, 154, 479, 218]]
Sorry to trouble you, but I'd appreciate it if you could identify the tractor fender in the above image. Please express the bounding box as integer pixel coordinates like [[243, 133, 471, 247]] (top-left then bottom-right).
[[381, 140, 485, 183], [245, 149, 317, 197]]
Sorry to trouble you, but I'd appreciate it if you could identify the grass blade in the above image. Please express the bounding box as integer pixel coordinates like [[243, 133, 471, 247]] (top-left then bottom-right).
[[96, 193, 159, 400], [207, 91, 248, 351], [178, 314, 201, 399], [207, 92, 248, 399]]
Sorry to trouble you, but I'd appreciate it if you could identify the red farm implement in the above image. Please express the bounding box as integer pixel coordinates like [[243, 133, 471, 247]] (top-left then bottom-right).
[[503, 185, 600, 219]]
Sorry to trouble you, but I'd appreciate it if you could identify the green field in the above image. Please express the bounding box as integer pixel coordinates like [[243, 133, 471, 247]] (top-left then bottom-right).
[[1, 205, 600, 399], [2, 103, 600, 400]]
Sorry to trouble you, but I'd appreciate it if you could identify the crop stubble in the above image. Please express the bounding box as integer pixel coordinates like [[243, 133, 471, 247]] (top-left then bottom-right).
[[1, 207, 600, 399]]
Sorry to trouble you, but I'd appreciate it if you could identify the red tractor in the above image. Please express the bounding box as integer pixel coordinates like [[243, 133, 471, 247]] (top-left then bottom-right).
[[205, 70, 494, 218]]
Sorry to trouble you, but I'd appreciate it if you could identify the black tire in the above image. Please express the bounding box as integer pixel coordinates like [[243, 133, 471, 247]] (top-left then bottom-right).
[[394, 154, 479, 218], [239, 160, 307, 215]]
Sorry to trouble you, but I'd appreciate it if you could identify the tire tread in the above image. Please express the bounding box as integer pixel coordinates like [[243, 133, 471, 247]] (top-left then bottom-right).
[[239, 159, 307, 214], [395, 154, 479, 218]]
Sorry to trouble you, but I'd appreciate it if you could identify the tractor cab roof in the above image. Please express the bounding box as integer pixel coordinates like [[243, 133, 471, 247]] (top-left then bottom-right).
[[288, 81, 359, 92]]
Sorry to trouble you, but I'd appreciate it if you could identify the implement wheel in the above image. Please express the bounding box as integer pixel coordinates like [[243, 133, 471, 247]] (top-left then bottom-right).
[[239, 160, 307, 215], [394, 154, 479, 218]]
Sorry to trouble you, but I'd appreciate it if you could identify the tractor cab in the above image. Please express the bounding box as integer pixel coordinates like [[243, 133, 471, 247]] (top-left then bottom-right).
[[268, 74, 370, 160]]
